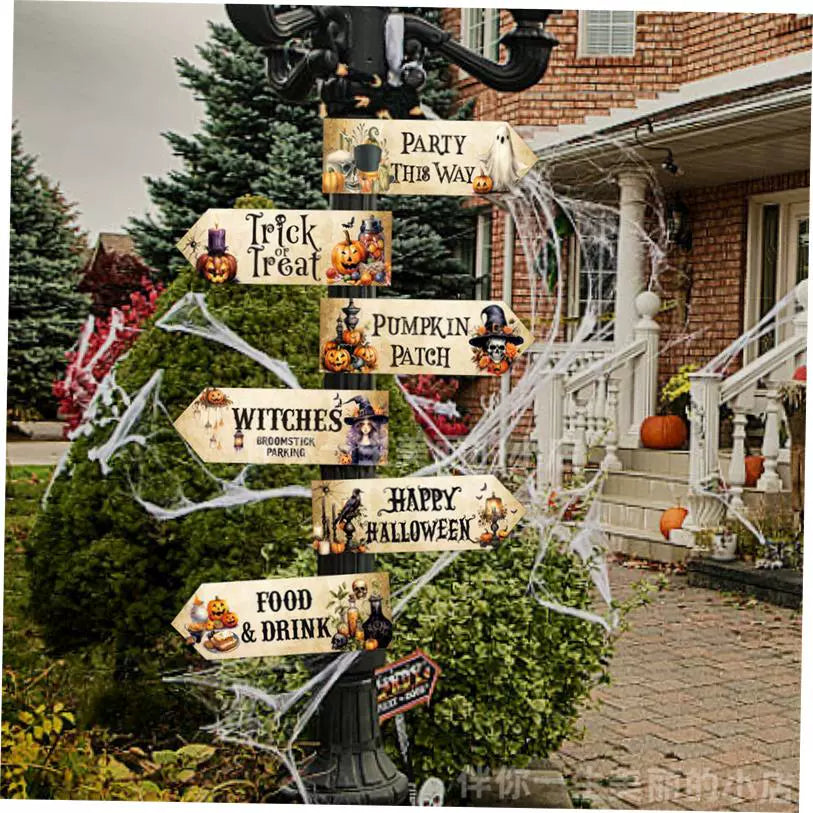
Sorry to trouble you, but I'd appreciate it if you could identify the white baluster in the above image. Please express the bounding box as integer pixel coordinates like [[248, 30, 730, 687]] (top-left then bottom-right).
[[586, 381, 598, 446], [602, 379, 623, 472], [727, 406, 747, 513], [535, 371, 565, 489], [572, 395, 588, 475], [593, 376, 607, 444], [757, 387, 783, 492]]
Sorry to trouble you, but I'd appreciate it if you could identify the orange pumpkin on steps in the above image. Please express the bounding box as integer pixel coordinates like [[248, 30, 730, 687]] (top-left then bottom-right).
[[660, 506, 688, 540], [744, 455, 764, 488], [640, 415, 688, 450]]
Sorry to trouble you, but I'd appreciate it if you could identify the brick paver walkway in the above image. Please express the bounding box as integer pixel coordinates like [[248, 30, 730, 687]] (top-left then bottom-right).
[[552, 562, 802, 811]]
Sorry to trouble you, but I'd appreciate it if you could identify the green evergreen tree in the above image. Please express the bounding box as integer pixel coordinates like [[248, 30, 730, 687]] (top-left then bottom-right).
[[128, 14, 475, 298], [9, 125, 89, 418]]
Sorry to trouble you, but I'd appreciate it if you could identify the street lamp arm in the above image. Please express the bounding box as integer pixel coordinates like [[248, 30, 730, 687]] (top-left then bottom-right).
[[402, 10, 559, 93]]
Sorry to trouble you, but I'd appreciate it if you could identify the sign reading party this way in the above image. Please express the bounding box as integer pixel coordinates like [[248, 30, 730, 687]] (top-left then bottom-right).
[[323, 119, 537, 196]]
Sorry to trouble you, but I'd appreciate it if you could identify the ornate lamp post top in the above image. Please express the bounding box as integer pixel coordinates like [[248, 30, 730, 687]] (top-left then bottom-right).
[[226, 6, 559, 115]]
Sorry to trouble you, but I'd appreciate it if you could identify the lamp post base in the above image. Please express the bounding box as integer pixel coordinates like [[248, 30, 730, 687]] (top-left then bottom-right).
[[304, 652, 408, 805]]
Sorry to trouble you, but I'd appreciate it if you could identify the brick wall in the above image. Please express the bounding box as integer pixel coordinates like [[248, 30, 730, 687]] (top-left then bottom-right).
[[656, 169, 810, 388], [441, 10, 812, 127]]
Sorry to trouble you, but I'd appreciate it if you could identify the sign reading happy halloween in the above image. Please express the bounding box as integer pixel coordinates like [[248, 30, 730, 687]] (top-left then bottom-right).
[[177, 209, 392, 286], [174, 388, 389, 466], [320, 299, 533, 377], [172, 572, 392, 660], [311, 475, 525, 553], [323, 119, 537, 196]]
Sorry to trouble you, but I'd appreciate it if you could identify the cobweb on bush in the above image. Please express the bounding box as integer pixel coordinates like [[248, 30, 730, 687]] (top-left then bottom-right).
[[60, 142, 671, 800]]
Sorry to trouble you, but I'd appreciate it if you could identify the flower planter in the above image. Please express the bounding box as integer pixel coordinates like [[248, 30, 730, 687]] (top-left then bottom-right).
[[710, 532, 737, 562]]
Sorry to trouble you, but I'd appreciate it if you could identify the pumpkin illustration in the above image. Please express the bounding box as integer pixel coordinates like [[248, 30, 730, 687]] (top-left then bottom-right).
[[331, 541, 346, 554], [332, 230, 366, 275], [472, 171, 494, 195], [207, 596, 228, 621], [342, 329, 362, 346], [323, 168, 345, 193], [204, 388, 228, 406], [196, 252, 238, 284], [354, 344, 377, 368], [640, 415, 688, 450], [744, 455, 765, 488], [221, 611, 239, 629], [364, 638, 379, 651], [659, 506, 688, 540], [324, 346, 352, 372]]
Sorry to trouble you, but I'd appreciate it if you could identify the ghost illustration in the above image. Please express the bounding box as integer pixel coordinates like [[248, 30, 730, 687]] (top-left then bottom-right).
[[481, 124, 523, 192]]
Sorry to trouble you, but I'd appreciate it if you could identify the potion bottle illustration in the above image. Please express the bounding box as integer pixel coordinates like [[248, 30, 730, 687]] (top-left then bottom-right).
[[362, 594, 393, 648], [346, 595, 360, 638]]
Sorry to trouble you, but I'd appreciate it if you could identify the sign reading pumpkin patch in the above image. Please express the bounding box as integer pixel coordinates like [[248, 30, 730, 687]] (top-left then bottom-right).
[[311, 475, 525, 553], [323, 119, 537, 196], [177, 209, 392, 286], [173, 572, 393, 660], [320, 298, 533, 376], [174, 387, 389, 466]]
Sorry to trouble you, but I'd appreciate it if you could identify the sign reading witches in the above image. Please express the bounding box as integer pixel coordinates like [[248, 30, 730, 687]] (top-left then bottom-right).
[[311, 475, 525, 553], [174, 388, 389, 466], [320, 299, 533, 377], [376, 649, 441, 722], [323, 119, 537, 196], [177, 209, 392, 286], [172, 572, 393, 659]]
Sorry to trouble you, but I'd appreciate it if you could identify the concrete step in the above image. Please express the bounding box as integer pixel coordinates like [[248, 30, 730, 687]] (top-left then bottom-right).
[[602, 523, 690, 564], [602, 469, 689, 503], [615, 448, 690, 477], [600, 494, 678, 536]]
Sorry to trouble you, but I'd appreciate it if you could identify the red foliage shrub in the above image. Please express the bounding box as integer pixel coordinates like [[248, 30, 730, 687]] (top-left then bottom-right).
[[400, 375, 471, 445], [53, 277, 163, 435]]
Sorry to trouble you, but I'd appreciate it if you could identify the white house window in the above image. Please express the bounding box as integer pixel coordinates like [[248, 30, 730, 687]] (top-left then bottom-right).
[[567, 217, 618, 341], [461, 8, 501, 61], [459, 212, 493, 300], [579, 11, 636, 57], [745, 188, 809, 359]]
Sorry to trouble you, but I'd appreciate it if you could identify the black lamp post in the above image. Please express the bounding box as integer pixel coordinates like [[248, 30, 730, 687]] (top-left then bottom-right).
[[225, 6, 558, 804]]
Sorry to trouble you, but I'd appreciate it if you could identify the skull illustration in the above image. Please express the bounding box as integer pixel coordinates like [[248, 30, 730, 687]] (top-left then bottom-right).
[[486, 337, 507, 364], [352, 579, 368, 600], [326, 150, 359, 191]]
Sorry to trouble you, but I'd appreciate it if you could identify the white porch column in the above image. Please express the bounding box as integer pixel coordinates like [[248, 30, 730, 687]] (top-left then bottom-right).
[[614, 171, 650, 447], [615, 171, 649, 348]]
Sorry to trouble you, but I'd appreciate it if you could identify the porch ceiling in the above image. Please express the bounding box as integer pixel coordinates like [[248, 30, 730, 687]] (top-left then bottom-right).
[[532, 71, 811, 193]]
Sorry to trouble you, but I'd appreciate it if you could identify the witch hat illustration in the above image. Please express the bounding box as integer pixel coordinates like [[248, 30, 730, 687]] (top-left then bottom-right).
[[354, 143, 382, 173], [469, 304, 525, 349], [343, 395, 389, 425]]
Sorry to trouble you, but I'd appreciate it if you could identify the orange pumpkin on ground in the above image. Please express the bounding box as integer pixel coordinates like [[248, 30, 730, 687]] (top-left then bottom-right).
[[324, 346, 352, 372], [744, 455, 765, 488], [332, 230, 366, 275], [660, 506, 688, 540], [640, 415, 688, 450]]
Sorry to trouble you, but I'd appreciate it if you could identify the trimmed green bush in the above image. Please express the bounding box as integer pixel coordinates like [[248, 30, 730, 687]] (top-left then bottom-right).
[[27, 269, 428, 671]]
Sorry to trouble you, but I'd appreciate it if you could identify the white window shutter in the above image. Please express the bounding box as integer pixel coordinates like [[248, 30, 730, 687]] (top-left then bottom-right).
[[581, 10, 636, 57]]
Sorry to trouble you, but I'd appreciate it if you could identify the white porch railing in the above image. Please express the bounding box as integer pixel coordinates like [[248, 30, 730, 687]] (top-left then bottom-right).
[[532, 290, 662, 487], [683, 279, 808, 534]]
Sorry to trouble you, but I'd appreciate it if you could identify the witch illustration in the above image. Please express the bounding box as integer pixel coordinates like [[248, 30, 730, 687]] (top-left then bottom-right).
[[344, 396, 388, 465]]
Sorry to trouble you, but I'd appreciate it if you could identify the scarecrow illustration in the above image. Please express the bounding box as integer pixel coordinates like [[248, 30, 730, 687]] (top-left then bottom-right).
[[469, 304, 525, 375]]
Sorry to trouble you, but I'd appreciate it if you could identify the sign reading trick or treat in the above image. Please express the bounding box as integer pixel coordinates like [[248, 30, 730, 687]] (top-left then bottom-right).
[[320, 298, 533, 377], [177, 209, 392, 287], [172, 572, 393, 660], [174, 388, 389, 465], [322, 119, 537, 196]]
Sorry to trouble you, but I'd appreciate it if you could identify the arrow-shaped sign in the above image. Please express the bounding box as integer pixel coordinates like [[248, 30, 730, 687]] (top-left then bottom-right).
[[173, 387, 390, 466], [320, 298, 533, 377], [177, 208, 392, 286], [311, 475, 525, 553], [323, 119, 537, 196], [172, 572, 393, 659], [376, 649, 441, 722]]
